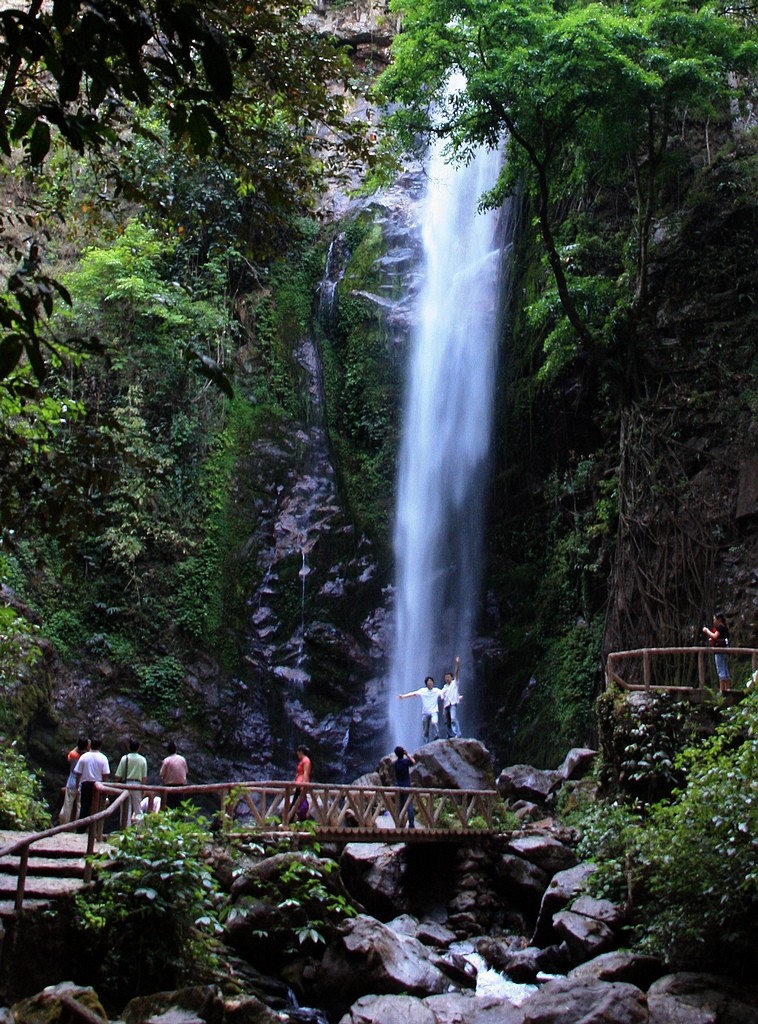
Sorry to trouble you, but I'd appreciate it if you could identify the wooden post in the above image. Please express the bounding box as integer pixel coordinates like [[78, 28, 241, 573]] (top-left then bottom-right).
[[698, 649, 706, 689], [643, 649, 651, 691], [15, 846, 29, 913]]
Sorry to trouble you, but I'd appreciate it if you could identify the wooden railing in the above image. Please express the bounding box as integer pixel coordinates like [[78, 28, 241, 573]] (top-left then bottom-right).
[[223, 780, 499, 835], [606, 646, 758, 692], [0, 789, 129, 913], [0, 780, 499, 915]]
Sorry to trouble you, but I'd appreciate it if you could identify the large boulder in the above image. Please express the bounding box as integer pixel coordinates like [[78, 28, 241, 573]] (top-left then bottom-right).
[[519, 977, 647, 1024], [497, 944, 573, 983], [494, 852, 550, 912], [12, 984, 108, 1024], [338, 992, 524, 1024], [532, 863, 596, 947], [569, 952, 666, 990], [504, 835, 579, 876], [555, 748, 598, 783], [646, 973, 758, 1024], [552, 910, 617, 963], [315, 915, 448, 1017], [122, 989, 227, 1024], [497, 765, 560, 803], [377, 739, 496, 791], [340, 843, 408, 920]]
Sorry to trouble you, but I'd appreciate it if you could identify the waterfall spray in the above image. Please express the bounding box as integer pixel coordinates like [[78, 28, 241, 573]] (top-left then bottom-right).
[[389, 133, 508, 752]]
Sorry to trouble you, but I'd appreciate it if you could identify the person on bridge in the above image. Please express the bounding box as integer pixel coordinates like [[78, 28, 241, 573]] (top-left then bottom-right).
[[703, 611, 731, 693], [115, 738, 148, 825], [393, 746, 416, 828], [398, 676, 442, 743], [293, 745, 312, 822], [441, 656, 463, 738], [58, 735, 89, 825], [74, 738, 110, 830], [160, 740, 188, 809]]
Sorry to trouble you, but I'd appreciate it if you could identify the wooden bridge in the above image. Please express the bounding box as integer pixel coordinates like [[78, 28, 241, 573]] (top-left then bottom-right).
[[606, 645, 758, 693], [0, 781, 500, 917]]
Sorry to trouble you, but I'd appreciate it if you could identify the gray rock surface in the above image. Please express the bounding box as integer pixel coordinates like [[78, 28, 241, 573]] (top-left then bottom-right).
[[377, 738, 496, 792], [647, 972, 758, 1024], [504, 835, 579, 876], [340, 843, 408, 921], [552, 909, 617, 961], [519, 977, 648, 1024], [316, 914, 448, 1017], [569, 951, 666, 989], [532, 862, 596, 946]]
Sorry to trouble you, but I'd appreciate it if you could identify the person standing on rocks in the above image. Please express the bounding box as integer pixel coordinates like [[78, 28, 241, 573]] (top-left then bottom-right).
[[160, 740, 188, 809], [58, 735, 89, 825], [703, 611, 731, 692], [115, 738, 148, 826], [74, 738, 110, 829], [441, 656, 463, 738], [398, 676, 442, 743], [393, 745, 416, 828]]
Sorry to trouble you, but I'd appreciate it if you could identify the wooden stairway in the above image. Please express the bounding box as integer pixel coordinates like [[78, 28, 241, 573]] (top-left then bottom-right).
[[0, 830, 110, 919]]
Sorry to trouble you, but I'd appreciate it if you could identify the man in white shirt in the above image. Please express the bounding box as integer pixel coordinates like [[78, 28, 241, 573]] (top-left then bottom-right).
[[441, 655, 463, 738], [74, 738, 110, 828], [398, 676, 442, 743]]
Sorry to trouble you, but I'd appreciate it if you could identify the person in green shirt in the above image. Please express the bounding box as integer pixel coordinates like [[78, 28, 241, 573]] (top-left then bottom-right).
[[115, 738, 148, 825]]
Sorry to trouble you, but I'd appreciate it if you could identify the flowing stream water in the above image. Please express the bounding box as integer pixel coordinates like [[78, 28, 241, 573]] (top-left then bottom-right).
[[389, 133, 512, 752]]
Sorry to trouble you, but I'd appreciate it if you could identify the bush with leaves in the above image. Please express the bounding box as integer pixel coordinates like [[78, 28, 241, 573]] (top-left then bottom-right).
[[225, 845, 357, 969], [76, 807, 221, 1003], [0, 745, 51, 830], [579, 690, 758, 975]]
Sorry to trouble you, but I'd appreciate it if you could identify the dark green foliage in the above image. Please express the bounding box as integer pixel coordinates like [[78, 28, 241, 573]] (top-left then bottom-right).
[[578, 690, 758, 975], [227, 847, 357, 963], [76, 808, 221, 1003], [0, 745, 51, 830], [0, 0, 369, 390], [596, 688, 718, 803], [318, 214, 402, 544]]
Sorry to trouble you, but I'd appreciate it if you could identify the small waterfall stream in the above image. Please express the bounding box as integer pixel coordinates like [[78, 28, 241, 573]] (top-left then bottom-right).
[[390, 132, 512, 751]]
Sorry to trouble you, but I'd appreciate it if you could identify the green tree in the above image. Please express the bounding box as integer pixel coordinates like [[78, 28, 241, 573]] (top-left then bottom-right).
[[378, 0, 756, 393], [0, 0, 369, 388]]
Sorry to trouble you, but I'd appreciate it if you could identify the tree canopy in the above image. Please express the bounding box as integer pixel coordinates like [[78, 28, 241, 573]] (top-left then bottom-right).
[[0, 0, 368, 388], [377, 0, 757, 392]]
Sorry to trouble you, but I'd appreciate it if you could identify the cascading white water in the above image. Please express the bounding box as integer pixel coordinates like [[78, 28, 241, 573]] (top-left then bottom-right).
[[389, 133, 508, 752]]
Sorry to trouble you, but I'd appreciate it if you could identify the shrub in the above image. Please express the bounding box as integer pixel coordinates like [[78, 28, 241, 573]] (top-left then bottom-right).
[[76, 808, 221, 1002], [579, 690, 758, 975], [0, 745, 52, 830]]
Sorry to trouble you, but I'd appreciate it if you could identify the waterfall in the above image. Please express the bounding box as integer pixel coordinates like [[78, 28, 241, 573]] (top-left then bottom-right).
[[389, 136, 509, 752]]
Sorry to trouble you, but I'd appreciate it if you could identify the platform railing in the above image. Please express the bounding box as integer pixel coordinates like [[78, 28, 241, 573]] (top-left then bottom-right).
[[606, 646, 758, 692]]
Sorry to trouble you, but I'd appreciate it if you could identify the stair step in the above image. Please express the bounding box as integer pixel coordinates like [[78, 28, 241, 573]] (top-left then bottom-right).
[[0, 856, 87, 877], [0, 897, 51, 917], [0, 875, 86, 898]]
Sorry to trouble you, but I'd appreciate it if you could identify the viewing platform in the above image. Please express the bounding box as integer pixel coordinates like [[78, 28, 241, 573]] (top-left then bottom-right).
[[606, 645, 758, 694]]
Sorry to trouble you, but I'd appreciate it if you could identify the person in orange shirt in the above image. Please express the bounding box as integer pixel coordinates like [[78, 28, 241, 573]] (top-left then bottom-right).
[[58, 736, 89, 824], [293, 745, 312, 821]]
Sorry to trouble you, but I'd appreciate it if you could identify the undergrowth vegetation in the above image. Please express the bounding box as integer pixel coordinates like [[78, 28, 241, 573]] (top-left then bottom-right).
[[76, 808, 222, 1004], [0, 745, 51, 830], [578, 689, 758, 976]]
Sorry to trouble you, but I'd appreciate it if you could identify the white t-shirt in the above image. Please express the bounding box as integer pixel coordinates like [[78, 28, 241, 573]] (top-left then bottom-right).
[[74, 749, 110, 783], [442, 680, 460, 707], [410, 686, 442, 715]]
